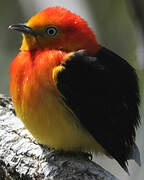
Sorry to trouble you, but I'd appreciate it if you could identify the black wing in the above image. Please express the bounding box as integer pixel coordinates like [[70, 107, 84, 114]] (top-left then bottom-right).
[[56, 47, 140, 171]]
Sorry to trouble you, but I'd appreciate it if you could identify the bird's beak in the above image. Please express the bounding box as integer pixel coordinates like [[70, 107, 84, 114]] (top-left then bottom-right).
[[8, 24, 37, 36]]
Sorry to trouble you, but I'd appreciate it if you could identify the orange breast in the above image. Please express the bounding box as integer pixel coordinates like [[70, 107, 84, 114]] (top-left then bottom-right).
[[10, 49, 66, 108]]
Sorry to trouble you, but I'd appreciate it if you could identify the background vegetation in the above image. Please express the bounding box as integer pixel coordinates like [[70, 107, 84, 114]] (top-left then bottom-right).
[[0, 0, 143, 179]]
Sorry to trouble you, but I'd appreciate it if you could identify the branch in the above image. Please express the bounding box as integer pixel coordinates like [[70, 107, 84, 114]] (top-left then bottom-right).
[[0, 94, 119, 180]]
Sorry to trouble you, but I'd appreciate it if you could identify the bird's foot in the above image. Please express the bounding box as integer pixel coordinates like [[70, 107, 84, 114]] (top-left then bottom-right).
[[45, 150, 93, 161], [77, 151, 93, 160], [46, 149, 66, 161]]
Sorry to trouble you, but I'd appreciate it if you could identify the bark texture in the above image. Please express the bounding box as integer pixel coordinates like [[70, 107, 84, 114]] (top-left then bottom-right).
[[0, 94, 119, 180]]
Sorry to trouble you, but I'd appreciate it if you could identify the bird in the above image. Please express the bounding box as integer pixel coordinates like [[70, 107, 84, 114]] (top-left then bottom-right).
[[9, 6, 140, 173]]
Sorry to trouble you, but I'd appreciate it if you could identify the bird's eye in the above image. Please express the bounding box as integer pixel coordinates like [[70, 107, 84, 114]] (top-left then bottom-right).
[[46, 27, 57, 36]]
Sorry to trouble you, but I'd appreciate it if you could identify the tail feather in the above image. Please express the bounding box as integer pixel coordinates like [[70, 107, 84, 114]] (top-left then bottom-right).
[[114, 143, 140, 174], [127, 143, 141, 166], [120, 161, 130, 175]]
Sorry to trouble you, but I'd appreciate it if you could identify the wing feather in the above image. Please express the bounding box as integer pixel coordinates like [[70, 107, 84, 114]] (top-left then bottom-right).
[[55, 47, 140, 171]]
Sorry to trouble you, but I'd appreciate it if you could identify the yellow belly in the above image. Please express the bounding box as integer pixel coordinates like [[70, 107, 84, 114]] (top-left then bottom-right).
[[15, 87, 105, 154]]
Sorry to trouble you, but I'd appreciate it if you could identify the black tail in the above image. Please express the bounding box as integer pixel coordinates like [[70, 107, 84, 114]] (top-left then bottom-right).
[[127, 143, 141, 166]]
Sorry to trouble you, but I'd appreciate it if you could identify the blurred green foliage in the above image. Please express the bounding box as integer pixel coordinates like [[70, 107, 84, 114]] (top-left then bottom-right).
[[0, 0, 143, 179]]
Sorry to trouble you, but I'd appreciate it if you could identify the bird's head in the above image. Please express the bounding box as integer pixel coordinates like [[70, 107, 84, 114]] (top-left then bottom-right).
[[9, 6, 101, 54]]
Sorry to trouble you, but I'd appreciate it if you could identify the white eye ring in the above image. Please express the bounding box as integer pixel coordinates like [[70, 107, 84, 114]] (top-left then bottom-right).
[[46, 27, 57, 36]]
